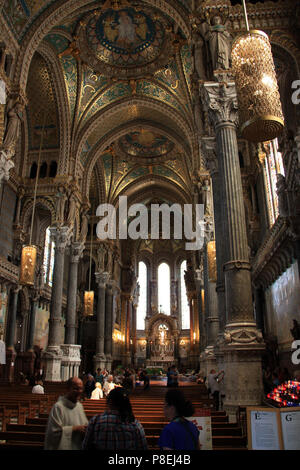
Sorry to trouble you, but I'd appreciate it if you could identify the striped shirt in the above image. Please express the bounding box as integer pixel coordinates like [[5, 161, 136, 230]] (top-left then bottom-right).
[[82, 411, 148, 450]]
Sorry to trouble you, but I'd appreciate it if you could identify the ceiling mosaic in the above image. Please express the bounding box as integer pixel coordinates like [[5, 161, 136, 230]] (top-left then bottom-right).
[[76, 6, 174, 79], [3, 0, 55, 40], [118, 130, 174, 158], [26, 52, 59, 150]]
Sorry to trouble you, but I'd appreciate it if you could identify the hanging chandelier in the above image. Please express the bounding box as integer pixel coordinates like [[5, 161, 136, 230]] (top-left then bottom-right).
[[84, 213, 94, 317], [231, 1, 284, 142], [20, 113, 46, 286]]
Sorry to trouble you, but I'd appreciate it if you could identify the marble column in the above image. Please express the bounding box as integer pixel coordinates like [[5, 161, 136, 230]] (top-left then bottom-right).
[[65, 242, 84, 345], [23, 290, 39, 376], [93, 271, 109, 371], [43, 226, 70, 381], [5, 285, 19, 382], [202, 82, 264, 417], [105, 281, 113, 370]]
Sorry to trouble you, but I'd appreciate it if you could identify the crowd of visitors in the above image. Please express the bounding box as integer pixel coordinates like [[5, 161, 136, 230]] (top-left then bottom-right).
[[44, 376, 201, 451]]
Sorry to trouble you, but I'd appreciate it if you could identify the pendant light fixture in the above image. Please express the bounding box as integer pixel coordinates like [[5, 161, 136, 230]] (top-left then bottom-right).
[[84, 213, 94, 317], [231, 0, 284, 142]]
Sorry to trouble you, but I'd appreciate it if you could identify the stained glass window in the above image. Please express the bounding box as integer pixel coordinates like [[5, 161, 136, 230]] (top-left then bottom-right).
[[158, 262, 170, 315], [263, 138, 285, 226], [43, 227, 55, 287], [180, 260, 190, 329], [137, 261, 147, 330]]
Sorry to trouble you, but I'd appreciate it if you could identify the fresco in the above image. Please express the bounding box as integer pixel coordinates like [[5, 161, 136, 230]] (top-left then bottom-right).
[[119, 130, 174, 158], [265, 261, 300, 349], [86, 8, 165, 68]]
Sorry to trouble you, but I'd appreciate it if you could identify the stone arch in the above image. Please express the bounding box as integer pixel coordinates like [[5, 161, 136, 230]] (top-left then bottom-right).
[[13, 0, 191, 92], [36, 40, 72, 175], [20, 197, 55, 237], [146, 313, 179, 339]]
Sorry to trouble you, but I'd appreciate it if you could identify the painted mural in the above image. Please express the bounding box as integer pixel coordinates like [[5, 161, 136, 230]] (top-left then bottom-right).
[[265, 261, 300, 350], [119, 130, 174, 158], [86, 8, 165, 68]]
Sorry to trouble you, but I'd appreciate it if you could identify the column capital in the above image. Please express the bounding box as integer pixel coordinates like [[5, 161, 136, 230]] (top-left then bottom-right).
[[95, 271, 110, 288], [49, 226, 71, 252], [70, 242, 85, 263], [0, 150, 14, 183], [201, 81, 239, 129]]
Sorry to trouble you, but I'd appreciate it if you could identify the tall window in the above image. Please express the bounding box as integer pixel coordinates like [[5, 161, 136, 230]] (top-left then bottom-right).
[[263, 138, 285, 225], [137, 261, 147, 330], [158, 262, 170, 315], [180, 260, 190, 329], [43, 227, 55, 286]]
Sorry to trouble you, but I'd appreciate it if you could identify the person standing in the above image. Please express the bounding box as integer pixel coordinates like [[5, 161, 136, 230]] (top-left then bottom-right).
[[44, 377, 88, 450], [158, 389, 200, 450], [207, 369, 224, 411], [82, 387, 148, 450]]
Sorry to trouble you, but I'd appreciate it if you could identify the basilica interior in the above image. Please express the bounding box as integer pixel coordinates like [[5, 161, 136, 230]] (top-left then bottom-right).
[[0, 0, 299, 416]]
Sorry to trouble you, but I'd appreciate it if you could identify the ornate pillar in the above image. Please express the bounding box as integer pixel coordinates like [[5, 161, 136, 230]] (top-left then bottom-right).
[[43, 226, 70, 381], [23, 290, 39, 376], [202, 81, 264, 417], [0, 150, 14, 190], [65, 242, 84, 345], [105, 281, 113, 370], [94, 271, 109, 371], [5, 285, 19, 382]]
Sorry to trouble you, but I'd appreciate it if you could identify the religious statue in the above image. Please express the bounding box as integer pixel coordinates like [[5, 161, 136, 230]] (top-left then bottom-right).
[[79, 212, 89, 242], [66, 192, 77, 227], [191, 30, 206, 80], [2, 101, 24, 156], [201, 177, 213, 216], [201, 15, 231, 72], [97, 244, 106, 271], [55, 186, 67, 225]]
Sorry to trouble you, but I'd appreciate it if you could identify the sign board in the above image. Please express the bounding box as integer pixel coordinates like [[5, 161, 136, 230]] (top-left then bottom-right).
[[187, 410, 212, 450], [247, 406, 300, 450], [280, 409, 300, 450]]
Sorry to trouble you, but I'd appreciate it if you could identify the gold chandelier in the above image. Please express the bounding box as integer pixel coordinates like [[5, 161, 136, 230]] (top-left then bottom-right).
[[84, 213, 94, 317], [20, 113, 46, 286], [231, 1, 284, 142]]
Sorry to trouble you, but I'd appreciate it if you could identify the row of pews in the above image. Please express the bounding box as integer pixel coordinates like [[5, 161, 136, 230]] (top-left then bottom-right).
[[0, 383, 247, 450]]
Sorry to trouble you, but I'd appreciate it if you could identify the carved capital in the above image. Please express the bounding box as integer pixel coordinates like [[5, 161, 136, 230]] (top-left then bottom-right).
[[0, 150, 14, 183], [70, 242, 85, 263], [201, 81, 238, 128], [95, 271, 110, 289], [49, 226, 71, 252]]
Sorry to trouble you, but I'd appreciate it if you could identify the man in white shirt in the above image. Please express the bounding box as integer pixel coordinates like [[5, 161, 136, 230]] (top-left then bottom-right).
[[103, 375, 116, 397]]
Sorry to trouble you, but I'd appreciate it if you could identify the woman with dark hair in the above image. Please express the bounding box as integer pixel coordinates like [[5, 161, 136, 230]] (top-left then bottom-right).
[[158, 389, 200, 450], [82, 387, 148, 450]]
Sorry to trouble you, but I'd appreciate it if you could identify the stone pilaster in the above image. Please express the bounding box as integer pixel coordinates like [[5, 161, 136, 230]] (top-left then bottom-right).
[[93, 271, 109, 371], [43, 226, 71, 382], [202, 81, 265, 417], [104, 281, 113, 370], [65, 242, 84, 345], [4, 286, 19, 383]]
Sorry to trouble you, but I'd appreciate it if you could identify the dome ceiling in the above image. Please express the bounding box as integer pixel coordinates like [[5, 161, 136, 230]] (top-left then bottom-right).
[[118, 130, 174, 159]]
